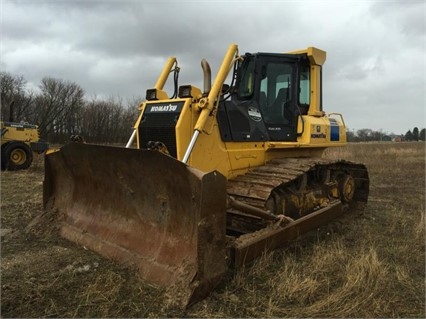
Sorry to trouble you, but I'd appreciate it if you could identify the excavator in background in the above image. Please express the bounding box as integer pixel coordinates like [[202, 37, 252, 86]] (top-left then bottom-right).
[[43, 44, 369, 307], [1, 102, 49, 170]]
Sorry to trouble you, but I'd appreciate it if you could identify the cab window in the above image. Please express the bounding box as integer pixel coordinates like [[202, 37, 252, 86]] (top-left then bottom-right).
[[237, 59, 255, 98], [299, 65, 310, 106], [259, 62, 293, 123]]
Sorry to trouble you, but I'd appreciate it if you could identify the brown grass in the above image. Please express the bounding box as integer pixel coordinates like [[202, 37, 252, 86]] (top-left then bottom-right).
[[1, 142, 425, 318]]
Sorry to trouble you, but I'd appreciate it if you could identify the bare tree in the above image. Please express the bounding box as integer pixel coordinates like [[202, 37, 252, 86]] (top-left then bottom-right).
[[34, 77, 85, 142], [80, 96, 139, 144], [356, 128, 373, 142], [1, 72, 142, 144], [0, 72, 35, 122]]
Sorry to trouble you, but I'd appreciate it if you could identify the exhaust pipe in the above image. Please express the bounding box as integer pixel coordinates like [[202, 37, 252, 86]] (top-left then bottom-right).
[[201, 59, 211, 95]]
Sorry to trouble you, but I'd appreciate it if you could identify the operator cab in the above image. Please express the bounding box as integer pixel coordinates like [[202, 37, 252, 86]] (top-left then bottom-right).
[[217, 52, 316, 142]]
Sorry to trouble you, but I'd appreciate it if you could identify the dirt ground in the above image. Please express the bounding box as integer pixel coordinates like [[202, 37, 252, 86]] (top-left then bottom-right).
[[1, 142, 425, 318]]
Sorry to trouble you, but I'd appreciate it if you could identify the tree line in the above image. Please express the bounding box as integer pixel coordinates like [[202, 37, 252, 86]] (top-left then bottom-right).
[[1, 72, 140, 144], [1, 72, 424, 145], [404, 127, 425, 142], [347, 127, 425, 142]]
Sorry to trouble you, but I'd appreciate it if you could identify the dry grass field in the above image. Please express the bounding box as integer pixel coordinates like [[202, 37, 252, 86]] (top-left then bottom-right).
[[1, 142, 425, 318]]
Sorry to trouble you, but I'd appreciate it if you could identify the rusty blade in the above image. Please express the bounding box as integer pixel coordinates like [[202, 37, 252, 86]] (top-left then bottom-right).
[[43, 143, 227, 307]]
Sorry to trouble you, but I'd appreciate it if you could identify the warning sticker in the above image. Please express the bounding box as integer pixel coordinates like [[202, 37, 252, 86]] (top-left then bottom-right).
[[248, 107, 262, 122]]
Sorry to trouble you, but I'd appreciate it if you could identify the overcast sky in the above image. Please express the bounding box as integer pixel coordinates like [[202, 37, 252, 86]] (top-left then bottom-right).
[[1, 0, 425, 134]]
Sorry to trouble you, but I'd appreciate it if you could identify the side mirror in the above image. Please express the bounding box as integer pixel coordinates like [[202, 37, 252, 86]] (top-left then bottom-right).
[[221, 84, 230, 94]]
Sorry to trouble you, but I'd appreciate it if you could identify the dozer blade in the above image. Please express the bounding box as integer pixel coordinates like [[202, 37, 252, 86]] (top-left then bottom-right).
[[43, 143, 227, 307]]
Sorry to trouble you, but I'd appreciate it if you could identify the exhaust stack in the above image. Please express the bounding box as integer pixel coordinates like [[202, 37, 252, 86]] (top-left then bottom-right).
[[201, 59, 211, 95]]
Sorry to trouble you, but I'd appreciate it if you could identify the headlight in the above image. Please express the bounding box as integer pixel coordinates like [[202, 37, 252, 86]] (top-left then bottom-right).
[[146, 89, 157, 101], [178, 85, 192, 98]]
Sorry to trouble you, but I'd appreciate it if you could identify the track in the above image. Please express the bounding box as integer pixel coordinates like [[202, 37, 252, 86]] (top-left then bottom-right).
[[225, 157, 369, 267], [226, 157, 369, 235]]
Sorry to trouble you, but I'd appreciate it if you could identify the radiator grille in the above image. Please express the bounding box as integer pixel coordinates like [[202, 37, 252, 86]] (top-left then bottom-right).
[[137, 101, 185, 159]]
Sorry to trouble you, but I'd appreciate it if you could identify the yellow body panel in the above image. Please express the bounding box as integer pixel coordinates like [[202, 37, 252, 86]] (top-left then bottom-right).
[[0, 121, 41, 146], [136, 98, 346, 180], [189, 115, 346, 179]]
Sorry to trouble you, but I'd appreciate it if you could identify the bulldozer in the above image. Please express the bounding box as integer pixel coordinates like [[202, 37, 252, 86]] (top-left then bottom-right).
[[43, 44, 369, 307]]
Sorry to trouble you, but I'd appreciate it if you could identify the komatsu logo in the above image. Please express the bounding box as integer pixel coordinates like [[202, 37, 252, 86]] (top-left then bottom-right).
[[150, 104, 178, 112]]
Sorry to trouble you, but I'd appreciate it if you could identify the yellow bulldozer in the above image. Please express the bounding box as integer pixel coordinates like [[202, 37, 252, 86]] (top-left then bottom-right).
[[43, 44, 369, 307]]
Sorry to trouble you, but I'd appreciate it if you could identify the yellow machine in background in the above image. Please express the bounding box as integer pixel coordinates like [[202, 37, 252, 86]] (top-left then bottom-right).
[[1, 119, 49, 170], [44, 44, 369, 307]]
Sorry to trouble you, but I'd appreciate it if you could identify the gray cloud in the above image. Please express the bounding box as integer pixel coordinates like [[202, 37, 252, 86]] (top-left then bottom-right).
[[2, 0, 425, 134], [371, 0, 425, 37]]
